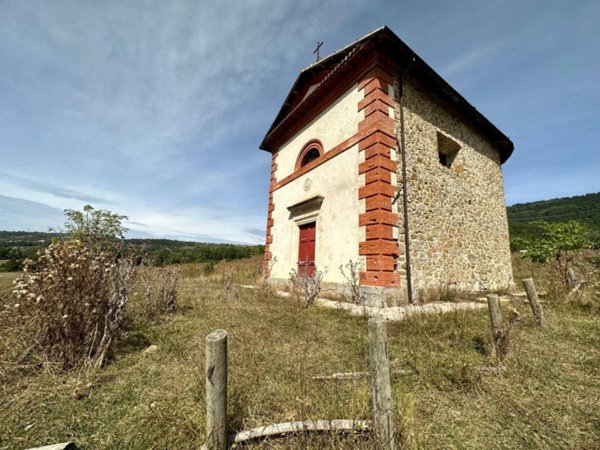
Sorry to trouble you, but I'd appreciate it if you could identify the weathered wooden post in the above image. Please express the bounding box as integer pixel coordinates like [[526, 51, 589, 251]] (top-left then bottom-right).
[[368, 318, 396, 450], [486, 294, 505, 360], [567, 267, 578, 290], [522, 278, 545, 327], [206, 329, 228, 450]]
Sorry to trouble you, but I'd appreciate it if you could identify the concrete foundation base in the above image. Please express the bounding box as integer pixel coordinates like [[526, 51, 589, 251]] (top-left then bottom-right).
[[268, 278, 408, 307]]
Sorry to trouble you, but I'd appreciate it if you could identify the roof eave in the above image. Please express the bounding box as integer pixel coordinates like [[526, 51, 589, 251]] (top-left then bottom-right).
[[260, 26, 515, 163]]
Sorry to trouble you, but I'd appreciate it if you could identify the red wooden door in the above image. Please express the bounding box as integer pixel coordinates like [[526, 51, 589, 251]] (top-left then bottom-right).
[[298, 222, 316, 277]]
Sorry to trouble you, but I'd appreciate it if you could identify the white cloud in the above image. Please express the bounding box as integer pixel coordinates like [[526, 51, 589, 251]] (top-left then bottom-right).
[[439, 37, 514, 79], [1, 1, 598, 243], [0, 0, 362, 242]]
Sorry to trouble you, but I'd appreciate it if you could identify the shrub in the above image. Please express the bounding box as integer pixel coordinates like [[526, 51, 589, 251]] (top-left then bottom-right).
[[0, 258, 22, 272], [137, 264, 180, 320], [13, 240, 137, 369], [203, 261, 216, 275], [520, 221, 592, 292], [60, 204, 127, 251], [289, 267, 323, 308], [11, 205, 138, 370], [339, 260, 365, 304]]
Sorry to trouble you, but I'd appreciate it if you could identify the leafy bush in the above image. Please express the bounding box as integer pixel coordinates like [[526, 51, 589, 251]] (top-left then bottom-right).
[[203, 260, 216, 275], [60, 204, 127, 250], [520, 221, 591, 263], [0, 258, 22, 272], [520, 221, 591, 291]]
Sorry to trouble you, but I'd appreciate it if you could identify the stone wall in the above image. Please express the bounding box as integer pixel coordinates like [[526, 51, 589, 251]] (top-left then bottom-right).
[[394, 76, 514, 295]]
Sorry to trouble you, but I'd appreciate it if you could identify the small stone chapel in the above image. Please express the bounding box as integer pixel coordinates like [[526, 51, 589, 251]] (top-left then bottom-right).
[[260, 26, 514, 305]]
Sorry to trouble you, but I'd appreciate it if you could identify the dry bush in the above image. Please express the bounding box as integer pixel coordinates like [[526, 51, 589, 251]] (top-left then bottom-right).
[[136, 265, 180, 320], [564, 250, 600, 313], [261, 256, 277, 295], [289, 267, 323, 308], [339, 260, 365, 305], [523, 249, 600, 311], [12, 240, 137, 370], [416, 283, 462, 304], [203, 261, 216, 276], [223, 266, 236, 299], [493, 307, 521, 363]]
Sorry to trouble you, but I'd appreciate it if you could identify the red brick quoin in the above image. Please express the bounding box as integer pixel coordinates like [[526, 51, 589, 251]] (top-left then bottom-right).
[[357, 66, 400, 287], [263, 152, 278, 277]]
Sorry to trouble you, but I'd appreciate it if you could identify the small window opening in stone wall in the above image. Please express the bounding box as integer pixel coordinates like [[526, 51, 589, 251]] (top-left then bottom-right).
[[437, 132, 461, 168]]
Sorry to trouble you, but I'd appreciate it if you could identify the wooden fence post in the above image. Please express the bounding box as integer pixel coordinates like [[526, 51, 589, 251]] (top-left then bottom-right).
[[486, 294, 505, 360], [368, 318, 396, 450], [206, 329, 228, 450], [522, 278, 545, 327], [567, 267, 578, 289]]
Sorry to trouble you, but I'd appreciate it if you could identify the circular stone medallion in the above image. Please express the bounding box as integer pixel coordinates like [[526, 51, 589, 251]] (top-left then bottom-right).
[[303, 177, 312, 191]]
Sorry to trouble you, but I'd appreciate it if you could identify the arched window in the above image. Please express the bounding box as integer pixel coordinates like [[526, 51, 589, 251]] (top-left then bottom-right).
[[295, 139, 324, 170]]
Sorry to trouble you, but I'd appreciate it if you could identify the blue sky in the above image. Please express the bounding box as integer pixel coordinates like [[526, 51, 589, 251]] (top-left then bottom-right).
[[1, 0, 598, 243]]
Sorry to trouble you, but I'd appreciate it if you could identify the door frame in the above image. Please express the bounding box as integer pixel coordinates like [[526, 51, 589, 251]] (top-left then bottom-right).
[[287, 195, 323, 276], [297, 221, 317, 277]]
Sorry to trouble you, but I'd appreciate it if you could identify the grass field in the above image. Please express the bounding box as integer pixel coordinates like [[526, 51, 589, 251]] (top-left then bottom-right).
[[0, 272, 18, 296], [0, 257, 599, 449]]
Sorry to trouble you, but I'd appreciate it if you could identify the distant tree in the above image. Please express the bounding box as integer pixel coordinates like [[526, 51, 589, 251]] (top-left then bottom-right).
[[0, 258, 21, 272]]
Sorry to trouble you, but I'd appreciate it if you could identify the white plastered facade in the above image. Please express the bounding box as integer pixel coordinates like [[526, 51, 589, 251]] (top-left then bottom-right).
[[269, 84, 364, 284]]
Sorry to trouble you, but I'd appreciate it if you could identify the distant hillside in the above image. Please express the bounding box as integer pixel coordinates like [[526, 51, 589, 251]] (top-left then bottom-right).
[[0, 231, 264, 271], [0, 230, 57, 245], [1, 192, 598, 269], [507, 192, 600, 249]]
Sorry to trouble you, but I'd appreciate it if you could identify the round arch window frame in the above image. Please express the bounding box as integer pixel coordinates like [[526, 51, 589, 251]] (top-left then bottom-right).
[[295, 139, 324, 171]]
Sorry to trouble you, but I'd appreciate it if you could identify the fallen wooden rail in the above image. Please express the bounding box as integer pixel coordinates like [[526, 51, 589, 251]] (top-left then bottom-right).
[[26, 443, 78, 450], [312, 369, 410, 381], [312, 371, 366, 380], [232, 419, 369, 444]]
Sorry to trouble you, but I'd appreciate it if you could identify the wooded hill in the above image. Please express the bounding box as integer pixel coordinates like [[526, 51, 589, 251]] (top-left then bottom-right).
[[1, 192, 598, 270], [507, 192, 600, 249], [0, 231, 263, 271]]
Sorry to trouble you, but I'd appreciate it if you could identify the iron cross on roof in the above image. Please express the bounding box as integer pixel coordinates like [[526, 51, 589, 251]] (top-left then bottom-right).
[[313, 41, 323, 62]]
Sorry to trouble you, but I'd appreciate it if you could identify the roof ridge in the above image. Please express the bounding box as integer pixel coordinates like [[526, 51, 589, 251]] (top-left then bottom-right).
[[300, 26, 387, 73]]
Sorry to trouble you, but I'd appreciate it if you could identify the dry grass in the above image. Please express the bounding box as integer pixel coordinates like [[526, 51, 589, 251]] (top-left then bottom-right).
[[1, 255, 599, 449], [0, 272, 18, 295]]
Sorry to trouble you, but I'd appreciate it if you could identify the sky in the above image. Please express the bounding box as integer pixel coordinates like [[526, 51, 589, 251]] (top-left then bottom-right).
[[0, 0, 598, 243]]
